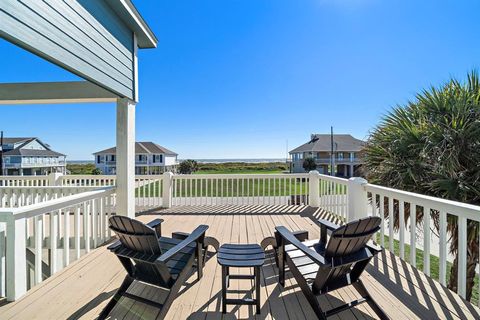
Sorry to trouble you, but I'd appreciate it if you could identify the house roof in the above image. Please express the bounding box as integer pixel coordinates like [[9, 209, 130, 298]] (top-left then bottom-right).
[[3, 149, 65, 157], [2, 137, 34, 144], [289, 134, 365, 153], [94, 142, 178, 156], [1, 137, 66, 156]]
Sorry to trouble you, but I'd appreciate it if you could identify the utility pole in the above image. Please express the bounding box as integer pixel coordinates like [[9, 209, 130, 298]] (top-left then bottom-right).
[[0, 131, 3, 176], [330, 126, 334, 176]]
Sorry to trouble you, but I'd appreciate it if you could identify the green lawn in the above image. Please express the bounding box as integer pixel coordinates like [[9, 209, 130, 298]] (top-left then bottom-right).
[[136, 175, 347, 198], [378, 234, 479, 305]]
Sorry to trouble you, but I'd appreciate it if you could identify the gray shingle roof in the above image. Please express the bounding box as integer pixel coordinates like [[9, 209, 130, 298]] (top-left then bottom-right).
[[1, 137, 65, 156], [3, 149, 65, 157], [93, 142, 177, 156], [2, 137, 34, 144], [289, 134, 365, 153]]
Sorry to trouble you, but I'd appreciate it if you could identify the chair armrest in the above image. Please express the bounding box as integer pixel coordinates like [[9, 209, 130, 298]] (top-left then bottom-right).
[[318, 219, 340, 244], [147, 218, 164, 236], [275, 226, 328, 266], [158, 225, 209, 262], [366, 241, 383, 254], [107, 240, 122, 251], [318, 219, 339, 231]]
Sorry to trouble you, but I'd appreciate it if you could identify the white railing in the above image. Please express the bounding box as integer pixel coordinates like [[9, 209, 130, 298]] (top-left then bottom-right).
[[0, 176, 49, 186], [0, 187, 116, 301], [0, 186, 100, 208], [169, 173, 310, 206], [315, 174, 349, 221], [60, 175, 116, 187], [61, 174, 164, 211], [364, 183, 480, 302]]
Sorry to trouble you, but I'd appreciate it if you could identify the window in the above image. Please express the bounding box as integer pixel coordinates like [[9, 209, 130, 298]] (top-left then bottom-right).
[[97, 155, 101, 164], [338, 153, 344, 160], [159, 154, 163, 163]]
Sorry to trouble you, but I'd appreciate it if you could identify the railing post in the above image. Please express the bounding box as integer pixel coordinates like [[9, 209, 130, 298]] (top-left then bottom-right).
[[347, 177, 368, 222], [308, 171, 320, 207], [48, 172, 63, 186], [162, 172, 173, 208], [5, 214, 27, 301]]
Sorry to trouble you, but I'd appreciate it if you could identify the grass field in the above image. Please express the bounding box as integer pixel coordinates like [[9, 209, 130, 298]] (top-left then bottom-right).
[[378, 234, 479, 305]]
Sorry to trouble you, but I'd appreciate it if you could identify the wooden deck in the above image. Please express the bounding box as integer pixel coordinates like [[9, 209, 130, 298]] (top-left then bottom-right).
[[1, 205, 479, 320]]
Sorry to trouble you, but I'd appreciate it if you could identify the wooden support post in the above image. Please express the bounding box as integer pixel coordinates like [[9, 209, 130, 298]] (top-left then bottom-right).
[[6, 215, 27, 301], [116, 98, 136, 218], [308, 170, 320, 207], [347, 177, 368, 222]]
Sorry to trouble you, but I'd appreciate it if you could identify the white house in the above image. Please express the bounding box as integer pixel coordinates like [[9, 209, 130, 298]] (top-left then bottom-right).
[[289, 134, 365, 176], [1, 137, 66, 176], [93, 142, 178, 175]]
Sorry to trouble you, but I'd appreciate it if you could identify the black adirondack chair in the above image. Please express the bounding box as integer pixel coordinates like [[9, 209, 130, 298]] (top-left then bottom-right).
[[275, 217, 388, 319], [98, 216, 209, 320]]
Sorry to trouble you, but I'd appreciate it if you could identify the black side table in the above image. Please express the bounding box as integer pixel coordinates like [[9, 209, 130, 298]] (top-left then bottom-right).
[[217, 243, 265, 314]]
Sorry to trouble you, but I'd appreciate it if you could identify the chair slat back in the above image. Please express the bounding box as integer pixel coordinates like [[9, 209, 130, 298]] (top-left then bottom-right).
[[313, 217, 381, 293], [109, 216, 162, 255], [325, 217, 380, 258]]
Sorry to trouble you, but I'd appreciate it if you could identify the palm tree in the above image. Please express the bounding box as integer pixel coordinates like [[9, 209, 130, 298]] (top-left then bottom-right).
[[364, 70, 480, 300]]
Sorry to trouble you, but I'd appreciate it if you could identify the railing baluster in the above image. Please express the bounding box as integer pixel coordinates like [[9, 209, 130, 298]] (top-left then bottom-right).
[[49, 210, 58, 274], [409, 203, 416, 267], [457, 216, 467, 299], [439, 209, 447, 286], [63, 208, 70, 267], [34, 215, 43, 285], [423, 207, 431, 276], [74, 205, 81, 260], [399, 200, 405, 260], [388, 197, 394, 252], [379, 195, 385, 247]]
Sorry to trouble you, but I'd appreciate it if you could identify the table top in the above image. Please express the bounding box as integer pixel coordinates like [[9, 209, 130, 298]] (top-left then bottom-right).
[[217, 243, 265, 267]]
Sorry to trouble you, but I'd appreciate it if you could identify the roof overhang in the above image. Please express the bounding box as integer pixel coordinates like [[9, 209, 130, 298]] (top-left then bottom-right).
[[0, 81, 118, 105]]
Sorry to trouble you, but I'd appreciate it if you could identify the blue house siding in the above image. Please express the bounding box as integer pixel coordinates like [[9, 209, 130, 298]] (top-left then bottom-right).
[[0, 0, 135, 99]]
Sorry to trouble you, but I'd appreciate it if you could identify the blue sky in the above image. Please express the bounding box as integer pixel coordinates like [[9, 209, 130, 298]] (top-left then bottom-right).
[[1, 0, 479, 160]]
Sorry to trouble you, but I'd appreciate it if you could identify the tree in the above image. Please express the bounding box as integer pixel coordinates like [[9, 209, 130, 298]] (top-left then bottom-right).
[[302, 157, 317, 172], [178, 159, 199, 174], [363, 70, 480, 300], [91, 168, 102, 175]]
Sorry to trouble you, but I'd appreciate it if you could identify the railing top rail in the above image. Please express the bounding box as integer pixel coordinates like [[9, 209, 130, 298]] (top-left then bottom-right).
[[60, 175, 115, 180], [0, 186, 104, 190], [0, 186, 116, 221], [172, 173, 309, 179], [365, 183, 480, 221], [0, 176, 48, 180], [135, 175, 164, 179], [317, 173, 349, 185]]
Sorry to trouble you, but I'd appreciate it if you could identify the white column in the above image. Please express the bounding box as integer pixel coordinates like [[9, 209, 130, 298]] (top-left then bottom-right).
[[308, 170, 320, 207], [19, 168, 23, 176], [5, 215, 27, 301], [116, 98, 136, 218], [347, 177, 368, 222], [162, 172, 173, 208], [350, 164, 354, 177]]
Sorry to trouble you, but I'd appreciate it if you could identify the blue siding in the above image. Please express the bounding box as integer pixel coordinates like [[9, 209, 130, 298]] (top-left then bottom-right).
[[0, 0, 135, 99]]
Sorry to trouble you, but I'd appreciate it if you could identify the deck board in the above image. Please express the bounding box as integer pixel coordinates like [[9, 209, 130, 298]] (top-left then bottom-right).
[[1, 205, 479, 320]]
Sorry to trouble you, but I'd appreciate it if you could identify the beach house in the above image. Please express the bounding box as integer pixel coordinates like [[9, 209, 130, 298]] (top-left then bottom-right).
[[93, 142, 178, 175], [0, 137, 66, 176], [289, 134, 365, 176]]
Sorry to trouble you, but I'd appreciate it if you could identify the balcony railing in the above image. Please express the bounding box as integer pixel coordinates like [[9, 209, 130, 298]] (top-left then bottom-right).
[[1, 171, 479, 305], [0, 186, 115, 300]]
